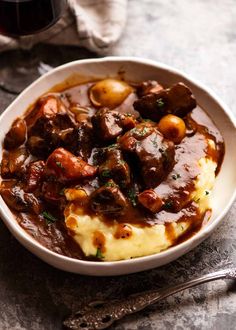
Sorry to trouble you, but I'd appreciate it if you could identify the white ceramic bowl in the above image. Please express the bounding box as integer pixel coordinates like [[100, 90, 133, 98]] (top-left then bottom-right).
[[0, 57, 236, 276]]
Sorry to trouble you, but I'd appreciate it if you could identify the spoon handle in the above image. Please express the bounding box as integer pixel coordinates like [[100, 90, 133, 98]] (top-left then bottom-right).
[[64, 268, 236, 330]]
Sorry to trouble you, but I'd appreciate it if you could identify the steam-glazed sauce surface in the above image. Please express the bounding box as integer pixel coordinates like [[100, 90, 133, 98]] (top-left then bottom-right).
[[0, 78, 224, 261]]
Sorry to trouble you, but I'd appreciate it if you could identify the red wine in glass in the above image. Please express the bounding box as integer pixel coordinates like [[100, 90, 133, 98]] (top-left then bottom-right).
[[0, 0, 67, 36], [0, 0, 67, 94]]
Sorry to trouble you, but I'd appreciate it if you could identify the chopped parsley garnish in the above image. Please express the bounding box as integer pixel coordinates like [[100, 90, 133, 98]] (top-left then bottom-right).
[[205, 190, 210, 195], [96, 248, 104, 259], [107, 143, 118, 150], [42, 211, 58, 225], [101, 169, 111, 178], [140, 127, 149, 136], [118, 159, 126, 165], [130, 127, 150, 137], [195, 197, 200, 203], [156, 98, 165, 108], [172, 173, 181, 180], [151, 136, 158, 147], [164, 200, 173, 210], [127, 189, 137, 207], [104, 181, 116, 188], [56, 161, 64, 169]]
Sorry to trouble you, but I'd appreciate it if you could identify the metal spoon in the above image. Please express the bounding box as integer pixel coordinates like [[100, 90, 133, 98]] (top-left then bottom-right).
[[63, 268, 236, 330]]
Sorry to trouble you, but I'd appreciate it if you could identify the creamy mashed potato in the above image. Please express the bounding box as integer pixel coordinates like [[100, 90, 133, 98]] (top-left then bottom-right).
[[65, 139, 217, 261]]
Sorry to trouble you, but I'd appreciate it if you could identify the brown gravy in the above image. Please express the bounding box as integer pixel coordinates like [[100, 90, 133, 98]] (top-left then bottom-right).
[[1, 81, 225, 260]]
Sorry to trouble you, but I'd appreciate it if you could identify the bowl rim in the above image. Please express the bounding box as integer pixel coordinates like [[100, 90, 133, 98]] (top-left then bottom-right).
[[0, 56, 236, 270]]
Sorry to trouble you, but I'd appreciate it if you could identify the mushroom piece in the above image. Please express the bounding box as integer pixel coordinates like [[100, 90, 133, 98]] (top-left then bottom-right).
[[90, 180, 128, 216], [1, 147, 28, 179], [4, 118, 27, 150]]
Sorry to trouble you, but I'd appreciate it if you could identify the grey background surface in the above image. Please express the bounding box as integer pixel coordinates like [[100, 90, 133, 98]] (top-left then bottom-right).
[[0, 1, 236, 329]]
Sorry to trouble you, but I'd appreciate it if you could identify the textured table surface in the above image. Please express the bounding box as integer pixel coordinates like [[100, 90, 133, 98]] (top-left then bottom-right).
[[0, 1, 236, 329]]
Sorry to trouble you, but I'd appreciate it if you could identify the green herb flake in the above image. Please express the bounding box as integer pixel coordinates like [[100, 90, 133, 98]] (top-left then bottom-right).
[[205, 190, 210, 195], [56, 161, 64, 169], [180, 225, 185, 231], [172, 173, 181, 180], [156, 98, 165, 108], [127, 189, 137, 207], [92, 154, 98, 165], [164, 200, 173, 210], [151, 136, 158, 147], [118, 159, 126, 165], [42, 211, 58, 225], [101, 169, 111, 178], [140, 127, 149, 136], [130, 127, 138, 134], [96, 248, 105, 259], [107, 143, 118, 150], [104, 181, 116, 188]]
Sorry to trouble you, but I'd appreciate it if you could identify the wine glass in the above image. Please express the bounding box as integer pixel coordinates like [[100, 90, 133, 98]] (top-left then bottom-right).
[[0, 0, 67, 94]]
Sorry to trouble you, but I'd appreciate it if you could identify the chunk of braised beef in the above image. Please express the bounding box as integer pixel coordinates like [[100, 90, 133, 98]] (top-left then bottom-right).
[[133, 83, 196, 121], [0, 186, 42, 214], [90, 180, 128, 216], [1, 147, 28, 179], [91, 109, 122, 141], [73, 123, 94, 161], [44, 148, 98, 183], [31, 115, 75, 154], [26, 136, 47, 157], [138, 189, 164, 213], [99, 147, 131, 188], [119, 124, 175, 188], [24, 160, 45, 193], [136, 80, 164, 97], [120, 114, 137, 131], [91, 108, 136, 142], [26, 95, 76, 157], [27, 95, 67, 129], [4, 118, 27, 150], [41, 181, 66, 207]]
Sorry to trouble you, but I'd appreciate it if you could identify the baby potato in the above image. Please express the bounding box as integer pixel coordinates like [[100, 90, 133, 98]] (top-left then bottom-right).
[[158, 114, 186, 144], [89, 78, 132, 109]]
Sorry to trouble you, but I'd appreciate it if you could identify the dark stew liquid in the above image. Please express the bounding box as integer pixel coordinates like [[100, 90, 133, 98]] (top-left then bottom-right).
[[0, 79, 224, 260]]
